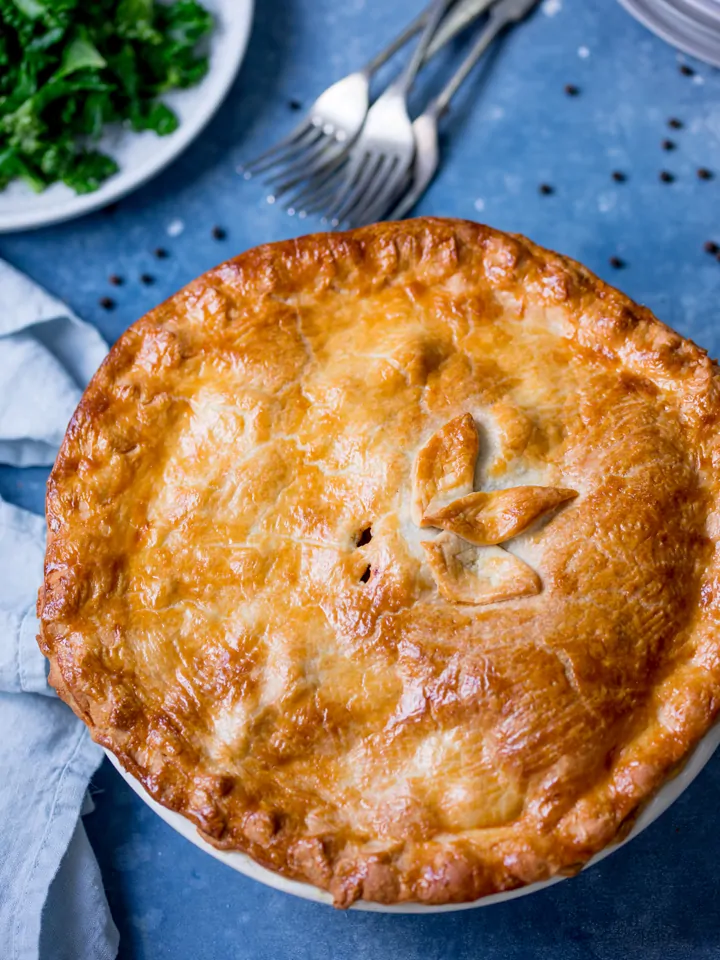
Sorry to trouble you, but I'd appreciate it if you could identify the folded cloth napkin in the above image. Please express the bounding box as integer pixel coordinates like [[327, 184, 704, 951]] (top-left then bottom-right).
[[0, 258, 119, 960]]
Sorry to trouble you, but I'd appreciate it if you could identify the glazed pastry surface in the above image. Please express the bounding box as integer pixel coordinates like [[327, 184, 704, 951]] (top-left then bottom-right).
[[38, 219, 720, 906]]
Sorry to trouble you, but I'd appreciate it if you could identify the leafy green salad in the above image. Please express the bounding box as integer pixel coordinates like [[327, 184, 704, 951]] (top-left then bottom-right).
[[0, 0, 213, 195]]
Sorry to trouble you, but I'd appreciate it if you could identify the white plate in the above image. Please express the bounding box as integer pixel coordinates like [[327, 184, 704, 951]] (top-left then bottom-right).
[[106, 717, 720, 913], [618, 0, 720, 67], [0, 0, 254, 233]]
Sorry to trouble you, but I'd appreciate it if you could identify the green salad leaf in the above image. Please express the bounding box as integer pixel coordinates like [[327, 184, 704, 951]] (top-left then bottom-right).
[[56, 32, 107, 78], [0, 0, 213, 194]]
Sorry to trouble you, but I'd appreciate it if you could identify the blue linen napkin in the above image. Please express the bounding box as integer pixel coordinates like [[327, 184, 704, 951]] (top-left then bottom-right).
[[0, 258, 119, 960]]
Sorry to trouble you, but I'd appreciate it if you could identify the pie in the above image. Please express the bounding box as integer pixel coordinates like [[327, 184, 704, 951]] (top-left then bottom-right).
[[38, 218, 720, 907]]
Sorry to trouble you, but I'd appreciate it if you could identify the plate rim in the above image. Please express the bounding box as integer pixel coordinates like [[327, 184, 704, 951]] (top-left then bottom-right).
[[617, 0, 720, 67], [0, 0, 254, 233], [106, 716, 720, 913]]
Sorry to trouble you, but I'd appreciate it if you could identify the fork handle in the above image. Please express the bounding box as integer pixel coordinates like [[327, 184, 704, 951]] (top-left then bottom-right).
[[425, 0, 497, 60], [395, 0, 456, 95], [362, 0, 466, 78], [426, 9, 507, 117], [361, 4, 433, 76]]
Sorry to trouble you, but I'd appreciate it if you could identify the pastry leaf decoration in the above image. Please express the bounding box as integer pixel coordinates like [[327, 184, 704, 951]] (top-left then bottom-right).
[[414, 415, 576, 605]]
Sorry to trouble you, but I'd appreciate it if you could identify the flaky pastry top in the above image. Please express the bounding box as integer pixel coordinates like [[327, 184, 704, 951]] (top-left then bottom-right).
[[38, 219, 720, 906]]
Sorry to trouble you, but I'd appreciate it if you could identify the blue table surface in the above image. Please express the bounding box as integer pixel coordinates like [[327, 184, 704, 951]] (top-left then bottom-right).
[[2, 1, 720, 957]]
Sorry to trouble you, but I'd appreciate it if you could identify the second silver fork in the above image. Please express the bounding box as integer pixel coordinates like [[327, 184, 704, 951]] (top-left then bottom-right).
[[381, 0, 543, 224], [243, 0, 494, 198], [313, 0, 455, 227]]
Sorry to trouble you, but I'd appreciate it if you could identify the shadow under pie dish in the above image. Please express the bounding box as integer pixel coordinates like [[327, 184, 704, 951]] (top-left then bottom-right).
[[37, 217, 720, 908]]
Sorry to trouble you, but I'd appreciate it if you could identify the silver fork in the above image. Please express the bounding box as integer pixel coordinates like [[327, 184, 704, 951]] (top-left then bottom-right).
[[371, 0, 542, 224], [317, 0, 455, 228], [242, 0, 491, 195]]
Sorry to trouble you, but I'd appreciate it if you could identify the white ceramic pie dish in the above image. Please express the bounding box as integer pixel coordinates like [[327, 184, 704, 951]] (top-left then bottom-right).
[[106, 717, 720, 912]]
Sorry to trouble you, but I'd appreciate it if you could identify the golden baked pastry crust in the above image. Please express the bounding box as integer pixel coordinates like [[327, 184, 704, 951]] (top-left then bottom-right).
[[38, 218, 720, 907]]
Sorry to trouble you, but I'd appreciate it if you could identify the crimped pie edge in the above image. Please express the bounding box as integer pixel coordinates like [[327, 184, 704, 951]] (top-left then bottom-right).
[[37, 218, 720, 907]]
